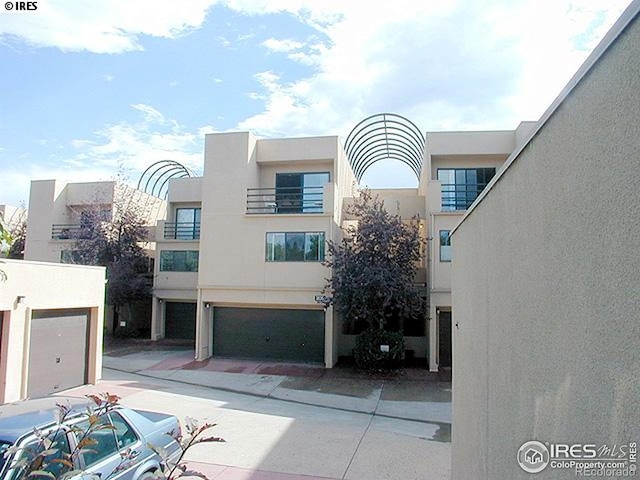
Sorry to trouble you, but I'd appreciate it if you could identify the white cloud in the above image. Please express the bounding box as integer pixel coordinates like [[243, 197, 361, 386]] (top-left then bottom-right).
[[1, 0, 634, 198], [262, 38, 305, 52], [66, 104, 215, 180], [231, 0, 632, 139], [0, 0, 218, 53], [0, 105, 220, 205]]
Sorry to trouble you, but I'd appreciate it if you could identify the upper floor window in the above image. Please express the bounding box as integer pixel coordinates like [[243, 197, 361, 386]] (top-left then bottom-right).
[[160, 250, 199, 271], [166, 207, 201, 240], [60, 249, 81, 264], [439, 230, 451, 262], [438, 168, 496, 211], [275, 172, 329, 213], [266, 232, 325, 262]]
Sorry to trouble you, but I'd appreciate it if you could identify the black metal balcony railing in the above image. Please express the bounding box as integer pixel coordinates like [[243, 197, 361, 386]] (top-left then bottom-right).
[[440, 183, 488, 211], [51, 224, 81, 239], [246, 186, 324, 214], [164, 222, 200, 240]]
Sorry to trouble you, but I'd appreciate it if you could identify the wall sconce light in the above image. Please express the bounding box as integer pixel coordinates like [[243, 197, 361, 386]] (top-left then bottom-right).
[[314, 294, 332, 310], [205, 303, 211, 309], [158, 299, 163, 304], [16, 295, 26, 304]]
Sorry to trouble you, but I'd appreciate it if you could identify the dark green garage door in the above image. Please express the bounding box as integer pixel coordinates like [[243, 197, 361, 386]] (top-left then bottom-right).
[[213, 307, 324, 363], [28, 309, 89, 398], [165, 302, 196, 340]]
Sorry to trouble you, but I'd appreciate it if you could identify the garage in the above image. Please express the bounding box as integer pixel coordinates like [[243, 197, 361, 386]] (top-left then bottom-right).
[[165, 302, 196, 340], [27, 308, 90, 398], [213, 307, 325, 363]]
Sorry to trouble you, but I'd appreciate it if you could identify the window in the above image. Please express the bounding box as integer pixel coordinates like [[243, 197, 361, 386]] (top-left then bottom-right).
[[110, 412, 138, 449], [76, 417, 118, 467], [73, 413, 139, 469], [275, 172, 329, 213], [266, 232, 325, 262], [160, 250, 199, 271], [172, 207, 201, 239], [0, 443, 9, 472], [61, 250, 81, 264], [439, 230, 451, 262], [16, 431, 72, 478], [79, 208, 111, 224], [437, 168, 496, 211]]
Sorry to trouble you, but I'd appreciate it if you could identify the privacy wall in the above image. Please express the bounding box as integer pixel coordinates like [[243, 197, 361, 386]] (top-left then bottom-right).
[[451, 6, 640, 479]]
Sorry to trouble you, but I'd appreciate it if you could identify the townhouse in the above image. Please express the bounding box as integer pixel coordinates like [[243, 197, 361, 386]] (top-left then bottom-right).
[[151, 120, 536, 370], [18, 119, 536, 372]]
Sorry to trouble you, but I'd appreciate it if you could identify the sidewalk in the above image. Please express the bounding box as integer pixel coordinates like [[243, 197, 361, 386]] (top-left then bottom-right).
[[101, 340, 452, 425]]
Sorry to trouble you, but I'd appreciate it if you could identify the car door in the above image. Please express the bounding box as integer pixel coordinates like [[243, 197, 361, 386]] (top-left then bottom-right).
[[73, 415, 123, 479], [5, 429, 73, 480], [72, 410, 158, 480]]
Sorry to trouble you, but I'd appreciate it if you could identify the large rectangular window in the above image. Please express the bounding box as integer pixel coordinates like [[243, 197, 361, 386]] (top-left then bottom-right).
[[439, 230, 451, 262], [275, 172, 329, 213], [160, 250, 199, 271], [438, 167, 496, 211], [266, 232, 325, 262], [60, 250, 81, 264], [171, 207, 201, 239]]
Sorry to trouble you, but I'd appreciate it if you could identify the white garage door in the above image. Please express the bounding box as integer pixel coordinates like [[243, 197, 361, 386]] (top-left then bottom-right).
[[27, 309, 89, 398]]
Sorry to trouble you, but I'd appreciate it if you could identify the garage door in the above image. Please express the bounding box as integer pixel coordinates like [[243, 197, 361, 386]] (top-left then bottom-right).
[[165, 302, 196, 340], [213, 307, 324, 363], [28, 309, 89, 398]]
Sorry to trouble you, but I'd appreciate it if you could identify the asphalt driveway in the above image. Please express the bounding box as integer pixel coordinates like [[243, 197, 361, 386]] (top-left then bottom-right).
[[59, 344, 453, 479]]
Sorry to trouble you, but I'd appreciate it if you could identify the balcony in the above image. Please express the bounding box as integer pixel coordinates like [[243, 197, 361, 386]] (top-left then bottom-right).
[[51, 224, 81, 240], [441, 183, 487, 211], [163, 222, 200, 240], [246, 186, 324, 214]]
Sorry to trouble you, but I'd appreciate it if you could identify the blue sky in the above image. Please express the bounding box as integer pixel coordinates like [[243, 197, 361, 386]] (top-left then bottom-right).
[[0, 0, 633, 206]]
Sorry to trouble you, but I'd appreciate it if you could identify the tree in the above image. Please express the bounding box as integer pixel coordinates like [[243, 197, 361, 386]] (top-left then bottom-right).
[[69, 195, 153, 336], [324, 191, 425, 368], [1, 208, 27, 259], [7, 218, 27, 259], [0, 219, 13, 257]]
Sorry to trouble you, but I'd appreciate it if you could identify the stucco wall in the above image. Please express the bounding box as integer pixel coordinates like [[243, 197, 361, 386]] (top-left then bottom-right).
[[451, 10, 640, 480], [0, 259, 105, 403]]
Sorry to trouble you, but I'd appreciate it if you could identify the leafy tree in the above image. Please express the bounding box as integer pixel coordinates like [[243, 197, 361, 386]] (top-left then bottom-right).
[[7, 218, 27, 259], [324, 191, 425, 368], [0, 219, 13, 257], [69, 196, 152, 336]]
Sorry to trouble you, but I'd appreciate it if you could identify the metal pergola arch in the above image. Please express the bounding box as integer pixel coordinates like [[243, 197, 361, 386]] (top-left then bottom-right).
[[345, 113, 425, 182], [136, 160, 196, 199]]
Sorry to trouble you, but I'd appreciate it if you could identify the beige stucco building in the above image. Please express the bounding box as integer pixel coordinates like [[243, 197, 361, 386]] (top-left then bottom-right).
[[151, 123, 535, 370], [24, 179, 165, 263], [450, 2, 640, 478], [18, 106, 536, 374], [0, 259, 106, 403]]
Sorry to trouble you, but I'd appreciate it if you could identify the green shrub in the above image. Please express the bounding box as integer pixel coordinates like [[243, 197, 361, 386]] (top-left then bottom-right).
[[354, 328, 404, 370]]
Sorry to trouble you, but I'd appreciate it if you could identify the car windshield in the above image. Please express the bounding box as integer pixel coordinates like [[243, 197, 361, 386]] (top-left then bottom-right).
[[0, 442, 11, 472]]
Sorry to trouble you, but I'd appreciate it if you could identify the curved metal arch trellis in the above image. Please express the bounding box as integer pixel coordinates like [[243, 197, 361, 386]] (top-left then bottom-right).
[[136, 160, 196, 199], [345, 113, 425, 182]]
